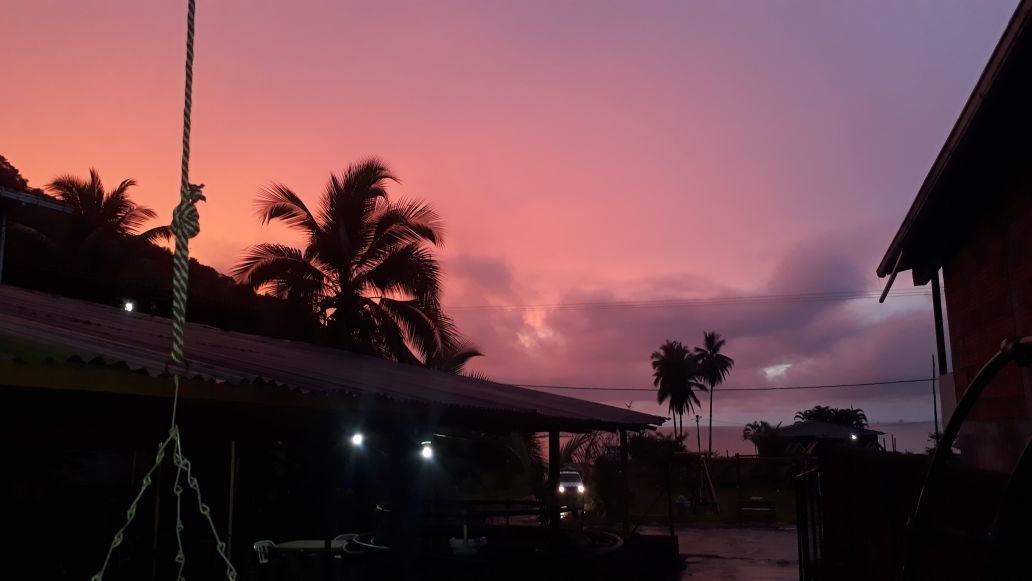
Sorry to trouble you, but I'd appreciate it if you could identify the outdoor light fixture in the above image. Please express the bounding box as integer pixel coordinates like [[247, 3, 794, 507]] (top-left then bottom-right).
[[558, 485, 566, 493], [123, 301, 135, 312], [850, 433, 858, 441], [577, 484, 586, 494], [420, 440, 433, 459], [350, 433, 364, 446]]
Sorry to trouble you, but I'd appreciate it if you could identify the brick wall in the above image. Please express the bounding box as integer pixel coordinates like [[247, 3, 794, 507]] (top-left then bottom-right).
[[942, 168, 1032, 471]]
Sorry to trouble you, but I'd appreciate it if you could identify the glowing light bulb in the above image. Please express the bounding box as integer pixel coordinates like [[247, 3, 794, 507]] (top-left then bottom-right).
[[123, 301, 135, 312], [350, 433, 363, 446], [420, 441, 433, 459]]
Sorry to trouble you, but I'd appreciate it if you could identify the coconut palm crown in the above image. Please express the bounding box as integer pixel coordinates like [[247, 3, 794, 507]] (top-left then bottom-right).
[[651, 340, 706, 440], [233, 158, 458, 363]]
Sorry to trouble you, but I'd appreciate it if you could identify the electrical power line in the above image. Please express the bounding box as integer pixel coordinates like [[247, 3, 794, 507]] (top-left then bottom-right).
[[448, 288, 930, 312], [515, 377, 935, 393]]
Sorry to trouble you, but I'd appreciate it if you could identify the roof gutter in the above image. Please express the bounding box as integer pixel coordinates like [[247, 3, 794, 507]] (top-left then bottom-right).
[[877, 0, 1032, 279], [878, 251, 903, 303]]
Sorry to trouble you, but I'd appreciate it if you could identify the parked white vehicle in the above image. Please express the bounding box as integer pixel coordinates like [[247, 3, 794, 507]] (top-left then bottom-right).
[[557, 469, 586, 496]]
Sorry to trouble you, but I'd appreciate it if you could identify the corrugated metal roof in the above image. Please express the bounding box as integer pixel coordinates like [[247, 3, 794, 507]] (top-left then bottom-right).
[[0, 285, 665, 430]]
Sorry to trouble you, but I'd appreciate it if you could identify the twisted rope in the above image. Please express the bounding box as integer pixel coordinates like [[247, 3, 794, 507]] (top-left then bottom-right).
[[93, 1, 237, 579]]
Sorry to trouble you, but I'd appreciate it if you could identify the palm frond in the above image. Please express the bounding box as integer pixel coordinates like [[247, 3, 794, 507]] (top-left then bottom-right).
[[357, 242, 442, 301], [375, 296, 442, 361], [137, 225, 174, 242], [426, 339, 484, 373], [233, 243, 326, 302], [255, 183, 320, 235]]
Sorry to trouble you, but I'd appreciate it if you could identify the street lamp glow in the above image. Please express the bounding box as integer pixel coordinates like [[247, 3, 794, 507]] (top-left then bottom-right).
[[850, 433, 858, 441], [420, 441, 433, 459], [558, 485, 565, 493], [350, 433, 364, 446], [123, 301, 135, 312]]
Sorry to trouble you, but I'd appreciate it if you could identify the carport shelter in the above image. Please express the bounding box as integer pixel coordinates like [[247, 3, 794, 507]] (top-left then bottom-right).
[[0, 285, 664, 577]]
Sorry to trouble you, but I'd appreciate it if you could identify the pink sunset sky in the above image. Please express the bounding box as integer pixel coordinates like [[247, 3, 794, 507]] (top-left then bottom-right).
[[1, 1, 1019, 428]]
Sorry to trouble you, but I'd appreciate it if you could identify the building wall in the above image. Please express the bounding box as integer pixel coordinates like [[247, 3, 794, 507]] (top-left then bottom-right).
[[942, 166, 1032, 471]]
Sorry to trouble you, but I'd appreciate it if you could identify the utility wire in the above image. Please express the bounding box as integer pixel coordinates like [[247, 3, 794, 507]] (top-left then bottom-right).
[[515, 377, 935, 393], [449, 288, 930, 312]]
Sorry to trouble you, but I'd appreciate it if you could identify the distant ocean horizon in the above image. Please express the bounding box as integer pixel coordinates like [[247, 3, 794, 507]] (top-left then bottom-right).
[[655, 420, 936, 456]]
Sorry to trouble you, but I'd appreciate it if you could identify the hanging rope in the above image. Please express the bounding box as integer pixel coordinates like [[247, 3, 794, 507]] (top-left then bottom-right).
[[92, 1, 237, 579]]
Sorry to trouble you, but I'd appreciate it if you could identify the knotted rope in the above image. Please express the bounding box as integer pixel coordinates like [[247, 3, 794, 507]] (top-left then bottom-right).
[[93, 1, 237, 579]]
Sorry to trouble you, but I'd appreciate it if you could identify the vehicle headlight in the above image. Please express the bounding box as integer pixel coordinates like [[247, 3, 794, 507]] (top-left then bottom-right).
[[577, 484, 586, 494], [558, 485, 565, 493]]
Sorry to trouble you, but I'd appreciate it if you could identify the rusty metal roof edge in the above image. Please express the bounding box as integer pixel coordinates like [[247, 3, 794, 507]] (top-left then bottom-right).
[[0, 286, 666, 429]]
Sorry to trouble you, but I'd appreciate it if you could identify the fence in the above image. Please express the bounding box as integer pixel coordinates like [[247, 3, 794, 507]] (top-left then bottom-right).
[[795, 468, 823, 580], [795, 447, 1007, 580]]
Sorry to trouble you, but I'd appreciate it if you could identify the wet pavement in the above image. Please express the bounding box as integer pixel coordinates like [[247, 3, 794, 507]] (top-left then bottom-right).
[[639, 524, 798, 580]]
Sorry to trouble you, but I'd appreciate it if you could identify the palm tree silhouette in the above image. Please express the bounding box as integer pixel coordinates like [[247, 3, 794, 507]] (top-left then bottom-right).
[[795, 405, 868, 429], [234, 158, 457, 363], [742, 420, 782, 455], [423, 339, 483, 374], [46, 169, 169, 242], [694, 331, 734, 457], [22, 169, 167, 282], [651, 340, 706, 441]]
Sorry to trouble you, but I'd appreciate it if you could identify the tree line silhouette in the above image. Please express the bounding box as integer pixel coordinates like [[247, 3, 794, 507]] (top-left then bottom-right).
[[650, 331, 734, 456], [0, 154, 479, 372]]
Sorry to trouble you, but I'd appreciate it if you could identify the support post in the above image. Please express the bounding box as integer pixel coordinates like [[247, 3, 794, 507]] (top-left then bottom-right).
[[150, 463, 163, 581], [227, 440, 237, 560], [931, 356, 940, 436], [619, 428, 629, 537], [323, 442, 336, 581], [548, 430, 561, 549], [931, 273, 948, 376], [695, 415, 702, 455], [665, 455, 675, 538], [0, 211, 7, 284]]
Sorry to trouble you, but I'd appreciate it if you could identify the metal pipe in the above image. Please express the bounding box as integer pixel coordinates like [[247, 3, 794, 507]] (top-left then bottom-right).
[[931, 356, 940, 437], [619, 428, 630, 536], [931, 273, 949, 375], [878, 252, 903, 303], [548, 430, 560, 549], [903, 336, 1032, 578]]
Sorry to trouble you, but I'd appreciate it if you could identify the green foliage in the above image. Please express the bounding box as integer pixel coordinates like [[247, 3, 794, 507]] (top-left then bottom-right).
[[234, 159, 459, 363], [742, 420, 787, 456], [627, 431, 686, 466], [693, 331, 735, 388], [0, 154, 43, 194], [423, 340, 483, 374], [2, 167, 319, 339], [651, 340, 706, 439], [501, 432, 547, 499], [694, 331, 734, 456], [794, 405, 868, 429], [560, 431, 609, 467]]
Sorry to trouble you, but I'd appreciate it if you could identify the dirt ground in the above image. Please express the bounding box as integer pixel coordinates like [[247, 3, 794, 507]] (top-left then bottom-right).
[[638, 523, 798, 580]]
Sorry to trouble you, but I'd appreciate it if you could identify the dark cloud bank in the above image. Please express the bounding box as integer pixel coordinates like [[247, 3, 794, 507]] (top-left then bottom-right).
[[443, 233, 938, 426]]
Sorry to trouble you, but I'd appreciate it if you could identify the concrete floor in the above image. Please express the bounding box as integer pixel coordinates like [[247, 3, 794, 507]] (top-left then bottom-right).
[[638, 524, 798, 580]]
